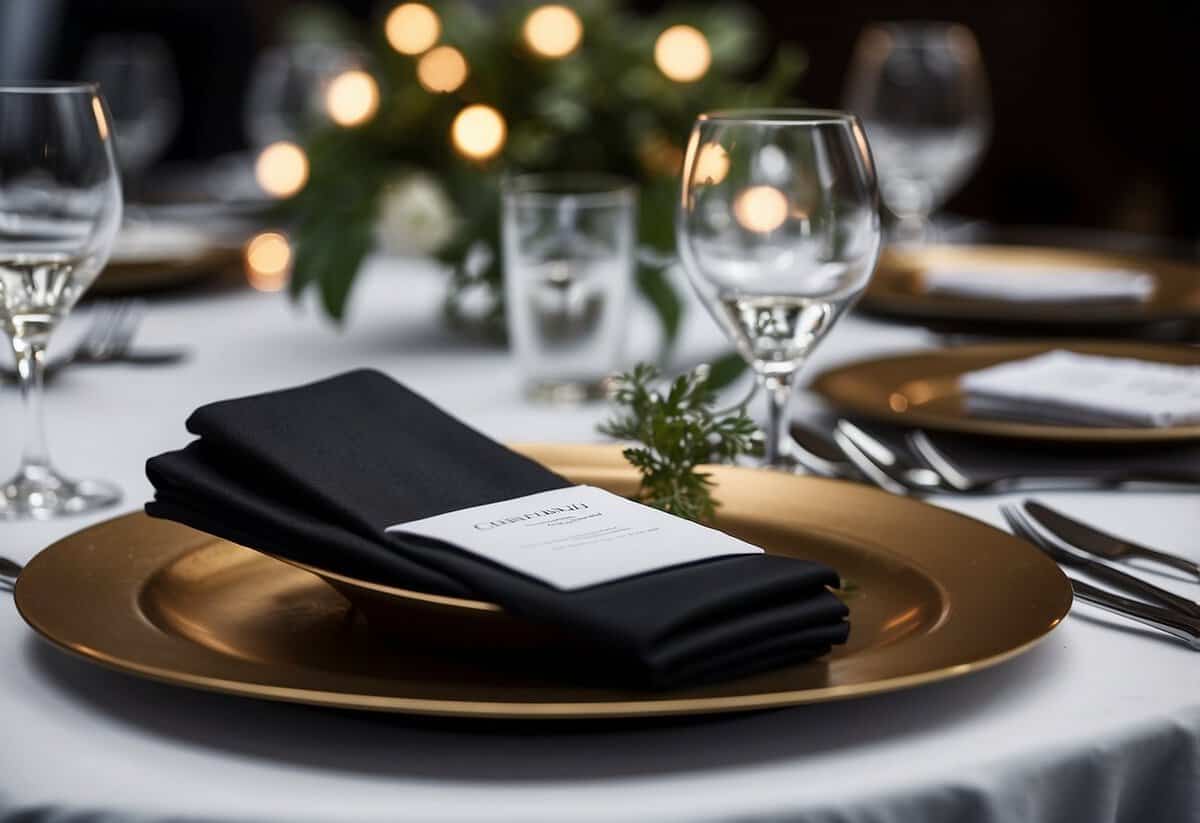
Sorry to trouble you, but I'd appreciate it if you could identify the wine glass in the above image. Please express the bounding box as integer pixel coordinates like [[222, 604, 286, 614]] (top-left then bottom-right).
[[243, 42, 361, 148], [80, 34, 181, 179], [677, 110, 880, 470], [0, 84, 123, 517], [843, 22, 990, 243]]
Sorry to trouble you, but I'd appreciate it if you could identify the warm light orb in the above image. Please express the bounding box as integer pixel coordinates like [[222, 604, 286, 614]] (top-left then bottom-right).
[[325, 70, 380, 127], [385, 3, 441, 55], [523, 5, 583, 59], [244, 232, 292, 291], [417, 45, 468, 93], [693, 142, 729, 185], [654, 24, 711, 82], [255, 141, 309, 198], [734, 185, 789, 233], [451, 104, 506, 161]]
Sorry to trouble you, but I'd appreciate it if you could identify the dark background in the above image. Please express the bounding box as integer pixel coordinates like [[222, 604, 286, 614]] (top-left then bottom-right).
[[19, 0, 1200, 244]]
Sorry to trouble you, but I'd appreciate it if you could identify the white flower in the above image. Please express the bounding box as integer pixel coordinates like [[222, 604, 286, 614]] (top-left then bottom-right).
[[374, 172, 458, 256]]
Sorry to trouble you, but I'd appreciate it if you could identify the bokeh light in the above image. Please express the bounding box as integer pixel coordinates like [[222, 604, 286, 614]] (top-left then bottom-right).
[[385, 3, 441, 55], [693, 142, 729, 185], [523, 5, 583, 59], [255, 141, 309, 198], [734, 185, 789, 233], [417, 45, 468, 93], [451, 104, 507, 161], [654, 25, 711, 83], [244, 232, 292, 291], [325, 70, 379, 127]]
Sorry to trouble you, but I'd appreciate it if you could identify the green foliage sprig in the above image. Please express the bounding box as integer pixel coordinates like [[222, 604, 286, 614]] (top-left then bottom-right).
[[280, 0, 806, 345], [599, 363, 761, 522]]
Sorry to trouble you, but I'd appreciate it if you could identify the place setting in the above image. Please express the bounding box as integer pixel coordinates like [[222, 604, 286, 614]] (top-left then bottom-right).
[[2, 4, 1199, 821], [7, 106, 1074, 720]]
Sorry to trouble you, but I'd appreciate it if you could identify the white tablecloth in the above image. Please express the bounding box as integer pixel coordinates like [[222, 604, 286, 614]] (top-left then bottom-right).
[[1, 259, 1198, 823]]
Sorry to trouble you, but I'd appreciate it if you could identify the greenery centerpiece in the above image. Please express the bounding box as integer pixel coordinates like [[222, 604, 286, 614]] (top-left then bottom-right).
[[276, 0, 806, 349]]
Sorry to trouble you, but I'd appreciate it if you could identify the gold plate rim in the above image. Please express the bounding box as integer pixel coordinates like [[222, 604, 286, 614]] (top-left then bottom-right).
[[92, 247, 241, 294], [811, 340, 1200, 442], [15, 444, 1073, 719], [860, 244, 1200, 325]]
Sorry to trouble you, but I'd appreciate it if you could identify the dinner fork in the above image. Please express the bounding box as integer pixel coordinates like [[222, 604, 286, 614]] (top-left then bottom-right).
[[0, 556, 21, 593], [832, 420, 945, 495], [908, 430, 1200, 492], [0, 300, 186, 383]]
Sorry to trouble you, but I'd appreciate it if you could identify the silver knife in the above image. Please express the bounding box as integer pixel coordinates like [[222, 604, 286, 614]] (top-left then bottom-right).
[[1024, 500, 1200, 581]]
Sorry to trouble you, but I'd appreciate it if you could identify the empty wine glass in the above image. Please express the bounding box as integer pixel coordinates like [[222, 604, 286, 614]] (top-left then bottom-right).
[[80, 34, 181, 178], [677, 110, 880, 470], [243, 42, 360, 148], [843, 22, 991, 243], [0, 84, 123, 517]]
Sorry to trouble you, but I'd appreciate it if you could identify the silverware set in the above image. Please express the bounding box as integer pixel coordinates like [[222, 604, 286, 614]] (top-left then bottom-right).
[[0, 300, 187, 384], [791, 419, 1200, 494], [1001, 501, 1200, 650], [789, 418, 1200, 648]]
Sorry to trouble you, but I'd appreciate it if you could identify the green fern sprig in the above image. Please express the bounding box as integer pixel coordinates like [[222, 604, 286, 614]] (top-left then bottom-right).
[[598, 363, 761, 522]]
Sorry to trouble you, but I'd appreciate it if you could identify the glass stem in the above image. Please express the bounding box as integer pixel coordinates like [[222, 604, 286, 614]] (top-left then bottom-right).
[[894, 213, 931, 245], [762, 369, 796, 468], [11, 336, 51, 476]]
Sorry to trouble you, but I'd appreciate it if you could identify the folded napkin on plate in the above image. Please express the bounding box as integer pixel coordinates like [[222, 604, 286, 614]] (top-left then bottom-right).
[[146, 370, 849, 689], [921, 267, 1155, 303], [961, 350, 1200, 427]]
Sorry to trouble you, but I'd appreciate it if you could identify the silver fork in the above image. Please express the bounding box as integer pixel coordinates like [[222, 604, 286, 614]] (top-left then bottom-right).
[[1, 300, 184, 383], [833, 420, 945, 495], [0, 556, 20, 593], [74, 300, 141, 362]]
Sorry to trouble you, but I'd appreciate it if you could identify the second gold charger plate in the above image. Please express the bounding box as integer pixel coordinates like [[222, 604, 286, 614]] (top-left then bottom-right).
[[93, 248, 242, 295], [859, 243, 1200, 335], [812, 340, 1200, 443], [860, 244, 1200, 332], [15, 443, 1071, 719]]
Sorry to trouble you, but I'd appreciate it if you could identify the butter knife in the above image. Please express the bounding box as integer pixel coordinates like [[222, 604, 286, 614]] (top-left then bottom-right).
[[1024, 500, 1200, 581]]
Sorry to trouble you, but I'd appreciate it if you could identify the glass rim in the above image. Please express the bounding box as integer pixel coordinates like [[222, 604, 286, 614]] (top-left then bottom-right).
[[502, 172, 636, 206], [867, 20, 972, 33], [697, 108, 859, 127], [0, 81, 100, 94]]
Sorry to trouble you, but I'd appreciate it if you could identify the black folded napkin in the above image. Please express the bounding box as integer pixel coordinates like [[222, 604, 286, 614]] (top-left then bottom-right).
[[146, 370, 849, 689]]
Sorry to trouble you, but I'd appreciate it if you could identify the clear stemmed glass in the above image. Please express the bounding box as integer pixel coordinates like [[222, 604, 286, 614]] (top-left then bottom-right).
[[80, 34, 181, 179], [0, 84, 123, 517], [677, 110, 881, 470], [843, 23, 991, 243]]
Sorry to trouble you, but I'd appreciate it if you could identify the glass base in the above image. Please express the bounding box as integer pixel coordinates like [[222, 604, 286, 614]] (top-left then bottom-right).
[[0, 464, 122, 520], [524, 376, 614, 405], [760, 449, 807, 474]]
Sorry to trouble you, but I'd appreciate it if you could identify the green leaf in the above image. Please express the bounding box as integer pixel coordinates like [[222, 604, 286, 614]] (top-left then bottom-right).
[[599, 362, 763, 522], [702, 351, 750, 393], [317, 220, 372, 321], [636, 262, 683, 363]]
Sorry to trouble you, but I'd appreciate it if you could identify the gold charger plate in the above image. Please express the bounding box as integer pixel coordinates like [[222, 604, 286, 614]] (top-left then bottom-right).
[[92, 248, 242, 295], [811, 340, 1200, 442], [861, 244, 1200, 328], [15, 443, 1071, 719]]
